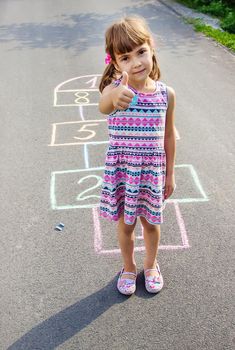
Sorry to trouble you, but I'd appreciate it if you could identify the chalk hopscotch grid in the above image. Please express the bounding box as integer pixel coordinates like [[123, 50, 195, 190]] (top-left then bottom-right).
[[50, 164, 208, 210], [50, 74, 208, 254], [50, 166, 104, 210], [54, 74, 101, 107], [49, 119, 108, 146], [49, 120, 180, 147], [92, 202, 189, 254]]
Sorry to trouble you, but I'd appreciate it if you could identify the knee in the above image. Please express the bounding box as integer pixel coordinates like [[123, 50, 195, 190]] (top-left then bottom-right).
[[118, 215, 136, 235], [140, 217, 159, 233], [123, 224, 135, 235]]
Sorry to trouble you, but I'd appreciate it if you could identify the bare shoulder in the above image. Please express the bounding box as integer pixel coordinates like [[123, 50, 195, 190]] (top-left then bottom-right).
[[166, 86, 176, 100], [166, 85, 176, 110]]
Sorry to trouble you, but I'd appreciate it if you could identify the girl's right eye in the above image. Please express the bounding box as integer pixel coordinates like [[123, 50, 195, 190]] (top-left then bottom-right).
[[121, 56, 128, 62]]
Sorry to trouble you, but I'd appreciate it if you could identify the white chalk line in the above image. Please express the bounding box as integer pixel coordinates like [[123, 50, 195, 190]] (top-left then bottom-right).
[[54, 74, 101, 107], [49, 119, 106, 146], [50, 164, 208, 210]]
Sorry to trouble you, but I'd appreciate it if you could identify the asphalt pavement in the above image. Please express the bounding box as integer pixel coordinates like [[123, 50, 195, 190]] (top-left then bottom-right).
[[0, 0, 234, 349]]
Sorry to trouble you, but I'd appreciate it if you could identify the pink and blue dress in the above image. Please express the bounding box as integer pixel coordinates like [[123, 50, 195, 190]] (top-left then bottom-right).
[[99, 80, 168, 225]]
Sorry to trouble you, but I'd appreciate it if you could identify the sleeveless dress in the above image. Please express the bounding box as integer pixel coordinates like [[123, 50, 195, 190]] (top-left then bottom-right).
[[99, 80, 168, 225]]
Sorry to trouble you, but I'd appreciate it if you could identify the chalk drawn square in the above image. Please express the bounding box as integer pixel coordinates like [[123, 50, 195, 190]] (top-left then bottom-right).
[[55, 90, 100, 107], [49, 120, 108, 147], [87, 143, 109, 168], [78, 105, 105, 121], [51, 164, 208, 211], [50, 167, 104, 210], [54, 74, 101, 107], [168, 164, 209, 204], [92, 203, 190, 255]]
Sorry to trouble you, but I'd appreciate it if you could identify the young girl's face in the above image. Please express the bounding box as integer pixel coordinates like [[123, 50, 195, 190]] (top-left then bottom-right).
[[114, 43, 153, 83]]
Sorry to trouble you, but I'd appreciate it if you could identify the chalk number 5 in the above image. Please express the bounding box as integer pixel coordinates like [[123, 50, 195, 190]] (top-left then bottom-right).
[[74, 123, 99, 140]]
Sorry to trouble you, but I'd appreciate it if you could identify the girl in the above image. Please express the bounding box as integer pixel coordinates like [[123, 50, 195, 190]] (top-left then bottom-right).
[[99, 16, 176, 295]]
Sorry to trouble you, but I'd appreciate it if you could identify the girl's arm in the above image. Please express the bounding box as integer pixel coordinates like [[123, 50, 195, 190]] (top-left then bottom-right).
[[99, 84, 116, 115], [164, 86, 176, 199]]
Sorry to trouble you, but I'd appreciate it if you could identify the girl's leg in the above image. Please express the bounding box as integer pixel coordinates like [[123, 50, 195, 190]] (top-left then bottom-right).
[[139, 216, 161, 269], [117, 213, 137, 276]]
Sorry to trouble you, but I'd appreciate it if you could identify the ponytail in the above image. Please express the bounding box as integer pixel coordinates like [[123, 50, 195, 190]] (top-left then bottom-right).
[[150, 53, 161, 81], [99, 63, 117, 93]]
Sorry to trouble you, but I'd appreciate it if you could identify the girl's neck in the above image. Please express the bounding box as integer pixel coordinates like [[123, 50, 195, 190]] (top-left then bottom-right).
[[128, 77, 156, 93]]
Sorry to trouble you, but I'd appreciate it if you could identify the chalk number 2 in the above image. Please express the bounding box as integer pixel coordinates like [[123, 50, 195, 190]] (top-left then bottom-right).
[[76, 175, 102, 201], [75, 76, 101, 202]]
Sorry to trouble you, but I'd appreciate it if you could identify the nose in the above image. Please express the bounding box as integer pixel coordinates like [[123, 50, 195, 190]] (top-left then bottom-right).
[[132, 57, 141, 68]]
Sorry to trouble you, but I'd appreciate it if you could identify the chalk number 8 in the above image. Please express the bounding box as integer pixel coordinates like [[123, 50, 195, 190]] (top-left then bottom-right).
[[74, 91, 89, 105]]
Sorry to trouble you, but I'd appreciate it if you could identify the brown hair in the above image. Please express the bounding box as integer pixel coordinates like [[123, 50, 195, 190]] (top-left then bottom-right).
[[99, 16, 161, 92]]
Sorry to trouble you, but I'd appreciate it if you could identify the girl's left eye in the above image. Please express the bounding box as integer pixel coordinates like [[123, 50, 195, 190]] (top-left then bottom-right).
[[139, 49, 146, 55]]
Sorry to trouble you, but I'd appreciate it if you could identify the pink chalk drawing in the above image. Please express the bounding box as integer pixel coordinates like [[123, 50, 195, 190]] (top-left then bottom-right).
[[92, 202, 190, 255]]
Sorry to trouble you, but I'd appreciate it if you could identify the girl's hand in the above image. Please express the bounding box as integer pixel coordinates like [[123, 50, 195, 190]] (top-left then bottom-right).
[[164, 174, 176, 200], [111, 71, 135, 110]]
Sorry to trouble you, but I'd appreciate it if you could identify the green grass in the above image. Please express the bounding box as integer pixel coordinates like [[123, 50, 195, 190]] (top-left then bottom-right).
[[185, 17, 235, 52], [174, 0, 235, 52]]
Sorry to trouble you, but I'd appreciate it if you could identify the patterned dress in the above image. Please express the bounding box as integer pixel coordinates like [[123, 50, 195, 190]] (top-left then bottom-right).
[[99, 80, 168, 225]]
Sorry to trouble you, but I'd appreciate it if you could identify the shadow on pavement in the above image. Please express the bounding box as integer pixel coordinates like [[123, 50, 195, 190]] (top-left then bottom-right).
[[8, 270, 162, 349], [0, 2, 201, 56], [8, 275, 128, 350]]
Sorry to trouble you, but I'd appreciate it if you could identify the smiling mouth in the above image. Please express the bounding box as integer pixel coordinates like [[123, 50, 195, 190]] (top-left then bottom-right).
[[133, 69, 145, 74]]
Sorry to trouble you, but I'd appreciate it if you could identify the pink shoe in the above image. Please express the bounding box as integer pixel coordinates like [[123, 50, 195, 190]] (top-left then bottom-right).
[[144, 263, 164, 293], [117, 268, 137, 295]]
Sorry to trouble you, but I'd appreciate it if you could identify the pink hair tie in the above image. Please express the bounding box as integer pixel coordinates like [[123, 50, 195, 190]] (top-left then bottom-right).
[[105, 53, 111, 65]]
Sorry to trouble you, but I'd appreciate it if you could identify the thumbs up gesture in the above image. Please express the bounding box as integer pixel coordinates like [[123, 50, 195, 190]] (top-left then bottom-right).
[[111, 71, 135, 110], [120, 71, 129, 87]]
